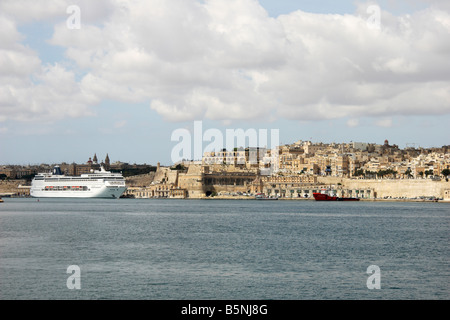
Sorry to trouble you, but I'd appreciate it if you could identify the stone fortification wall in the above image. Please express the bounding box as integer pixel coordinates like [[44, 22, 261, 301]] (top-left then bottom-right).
[[125, 172, 156, 187], [316, 176, 344, 185], [0, 180, 29, 196], [126, 168, 449, 199], [178, 165, 204, 198], [333, 178, 447, 199]]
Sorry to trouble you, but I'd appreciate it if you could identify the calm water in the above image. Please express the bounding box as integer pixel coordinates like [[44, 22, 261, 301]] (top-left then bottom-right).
[[0, 198, 448, 300]]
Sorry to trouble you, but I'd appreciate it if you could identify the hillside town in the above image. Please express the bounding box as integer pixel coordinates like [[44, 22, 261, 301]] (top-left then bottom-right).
[[1, 140, 450, 201]]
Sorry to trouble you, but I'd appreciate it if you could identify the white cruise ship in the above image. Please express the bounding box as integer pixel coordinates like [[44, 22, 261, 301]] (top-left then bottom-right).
[[30, 166, 127, 198]]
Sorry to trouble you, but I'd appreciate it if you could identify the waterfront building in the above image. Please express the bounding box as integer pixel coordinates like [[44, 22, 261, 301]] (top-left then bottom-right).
[[2, 140, 449, 200], [444, 189, 450, 201]]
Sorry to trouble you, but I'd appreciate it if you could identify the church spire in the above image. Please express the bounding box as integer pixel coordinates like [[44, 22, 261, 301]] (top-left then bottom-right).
[[104, 153, 110, 169]]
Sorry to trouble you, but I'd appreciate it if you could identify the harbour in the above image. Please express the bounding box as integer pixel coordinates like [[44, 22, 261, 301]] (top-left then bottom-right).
[[1, 198, 448, 300], [1, 0, 449, 309]]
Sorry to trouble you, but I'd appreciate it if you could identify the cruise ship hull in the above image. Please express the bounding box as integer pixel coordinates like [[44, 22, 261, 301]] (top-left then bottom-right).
[[30, 186, 127, 198], [30, 166, 127, 199]]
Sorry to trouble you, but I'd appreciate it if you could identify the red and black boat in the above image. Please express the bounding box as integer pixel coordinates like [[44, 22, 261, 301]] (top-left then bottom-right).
[[313, 192, 360, 201]]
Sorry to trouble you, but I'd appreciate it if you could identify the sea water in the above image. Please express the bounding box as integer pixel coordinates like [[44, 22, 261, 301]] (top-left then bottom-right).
[[0, 198, 448, 300]]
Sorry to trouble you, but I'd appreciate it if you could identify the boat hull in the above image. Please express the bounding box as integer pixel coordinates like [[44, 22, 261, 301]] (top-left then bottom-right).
[[30, 165, 127, 199], [313, 193, 338, 201], [30, 186, 127, 198], [313, 193, 359, 201], [337, 197, 360, 201]]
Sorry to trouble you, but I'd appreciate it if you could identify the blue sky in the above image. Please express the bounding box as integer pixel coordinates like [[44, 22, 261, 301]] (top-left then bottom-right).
[[0, 0, 449, 166]]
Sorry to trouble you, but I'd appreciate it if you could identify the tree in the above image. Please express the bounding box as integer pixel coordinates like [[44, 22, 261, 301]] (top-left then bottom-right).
[[377, 169, 397, 178], [390, 170, 398, 179], [424, 170, 433, 178], [365, 170, 377, 179], [171, 164, 186, 171], [405, 168, 413, 178], [442, 169, 450, 179]]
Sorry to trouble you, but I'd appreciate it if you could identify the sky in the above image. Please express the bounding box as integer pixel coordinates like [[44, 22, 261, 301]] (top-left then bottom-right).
[[0, 0, 449, 166]]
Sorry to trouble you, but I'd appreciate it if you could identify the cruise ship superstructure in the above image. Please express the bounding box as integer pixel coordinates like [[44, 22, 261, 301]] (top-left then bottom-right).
[[30, 166, 127, 198]]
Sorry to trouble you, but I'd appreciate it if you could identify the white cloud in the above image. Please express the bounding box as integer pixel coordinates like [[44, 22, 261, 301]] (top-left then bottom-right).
[[347, 118, 360, 127], [0, 0, 68, 23], [114, 120, 127, 128], [425, 0, 450, 12], [0, 0, 115, 24], [1, 0, 449, 125], [375, 117, 393, 127]]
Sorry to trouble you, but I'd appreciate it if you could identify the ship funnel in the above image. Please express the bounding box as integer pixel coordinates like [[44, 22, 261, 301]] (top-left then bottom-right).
[[53, 166, 62, 175]]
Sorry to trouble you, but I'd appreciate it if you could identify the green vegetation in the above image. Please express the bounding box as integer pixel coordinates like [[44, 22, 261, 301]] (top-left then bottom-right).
[[20, 173, 36, 181], [110, 166, 156, 177], [354, 169, 375, 178], [171, 164, 187, 171], [404, 168, 413, 178], [377, 169, 397, 178], [424, 170, 434, 177]]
